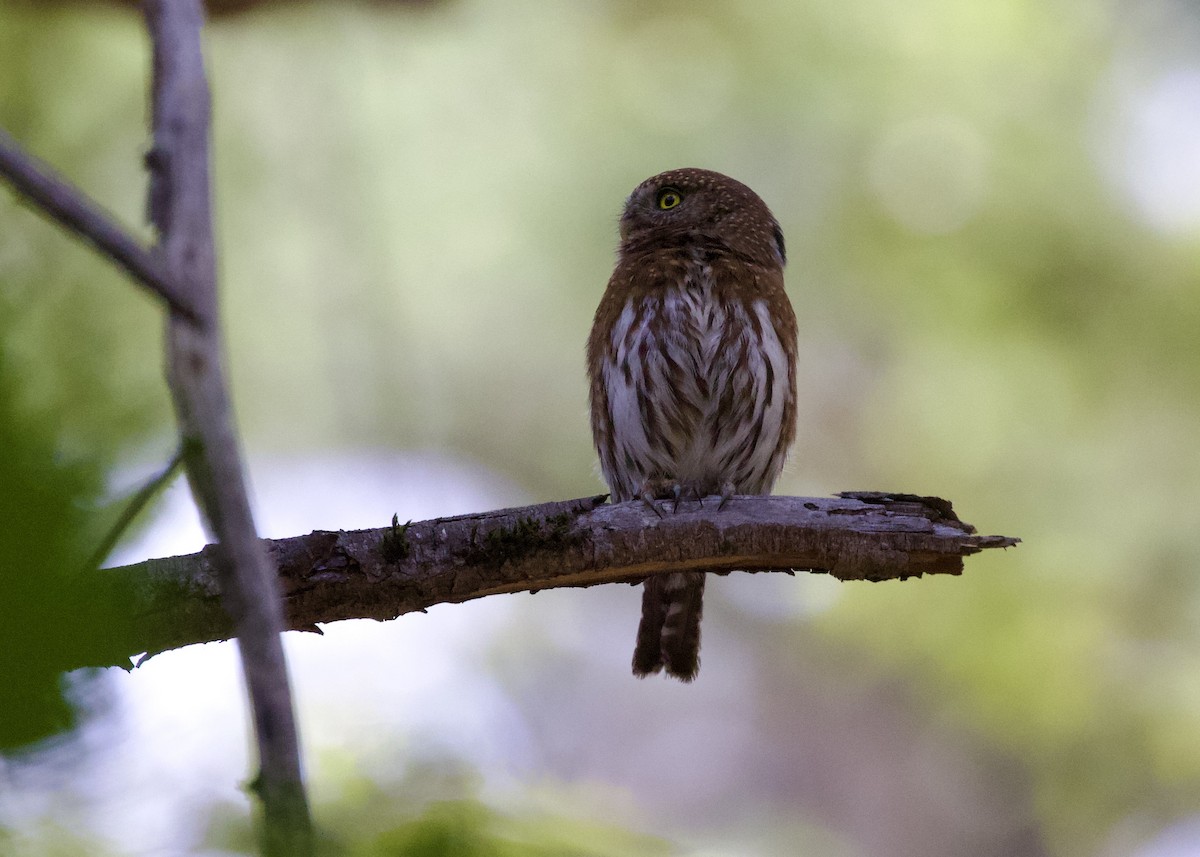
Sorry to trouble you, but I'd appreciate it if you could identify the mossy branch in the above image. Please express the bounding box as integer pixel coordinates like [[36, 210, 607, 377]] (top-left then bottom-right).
[[101, 492, 1018, 665]]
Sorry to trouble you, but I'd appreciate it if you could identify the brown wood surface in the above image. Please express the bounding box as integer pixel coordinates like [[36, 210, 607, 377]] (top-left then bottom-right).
[[113, 492, 1018, 662]]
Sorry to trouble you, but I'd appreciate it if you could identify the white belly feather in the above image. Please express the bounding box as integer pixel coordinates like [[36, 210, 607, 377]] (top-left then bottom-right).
[[599, 267, 791, 501]]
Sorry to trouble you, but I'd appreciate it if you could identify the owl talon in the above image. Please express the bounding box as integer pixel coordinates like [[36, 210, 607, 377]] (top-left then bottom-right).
[[717, 481, 736, 511], [639, 493, 666, 519]]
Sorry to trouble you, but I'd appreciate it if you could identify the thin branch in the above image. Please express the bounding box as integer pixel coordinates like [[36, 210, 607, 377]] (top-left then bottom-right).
[[0, 127, 203, 323], [103, 493, 1018, 662], [85, 443, 188, 573], [142, 2, 312, 854]]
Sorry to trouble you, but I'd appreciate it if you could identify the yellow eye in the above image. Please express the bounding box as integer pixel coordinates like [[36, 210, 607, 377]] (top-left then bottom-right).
[[656, 189, 683, 210]]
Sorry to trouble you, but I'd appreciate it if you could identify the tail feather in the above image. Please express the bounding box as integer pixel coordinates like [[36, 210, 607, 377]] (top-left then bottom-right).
[[632, 572, 705, 681]]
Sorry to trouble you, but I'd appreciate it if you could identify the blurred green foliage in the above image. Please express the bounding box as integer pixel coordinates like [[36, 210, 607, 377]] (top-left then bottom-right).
[[3, 0, 1200, 854], [200, 763, 674, 856], [0, 4, 173, 751]]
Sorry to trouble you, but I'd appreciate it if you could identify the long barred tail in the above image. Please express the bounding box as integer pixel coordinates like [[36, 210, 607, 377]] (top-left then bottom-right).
[[632, 572, 706, 681]]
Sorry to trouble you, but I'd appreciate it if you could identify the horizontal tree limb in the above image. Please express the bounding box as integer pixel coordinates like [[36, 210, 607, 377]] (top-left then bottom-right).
[[105, 492, 1018, 665]]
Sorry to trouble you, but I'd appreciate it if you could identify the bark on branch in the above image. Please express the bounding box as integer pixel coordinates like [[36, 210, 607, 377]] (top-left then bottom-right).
[[3, 2, 315, 847], [109, 492, 1018, 662], [142, 2, 312, 853]]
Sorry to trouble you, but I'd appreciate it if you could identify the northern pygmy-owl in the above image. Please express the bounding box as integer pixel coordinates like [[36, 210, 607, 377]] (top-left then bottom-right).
[[587, 168, 798, 682]]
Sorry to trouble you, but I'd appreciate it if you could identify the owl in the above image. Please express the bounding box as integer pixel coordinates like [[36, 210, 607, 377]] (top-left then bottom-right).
[[586, 168, 798, 681]]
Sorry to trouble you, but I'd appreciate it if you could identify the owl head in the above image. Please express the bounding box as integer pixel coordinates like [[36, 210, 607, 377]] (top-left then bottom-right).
[[618, 168, 786, 269]]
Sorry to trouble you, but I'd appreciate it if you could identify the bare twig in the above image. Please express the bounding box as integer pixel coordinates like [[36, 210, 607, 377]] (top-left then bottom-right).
[[102, 493, 1018, 662], [85, 443, 188, 573], [0, 127, 202, 323], [142, 2, 312, 854]]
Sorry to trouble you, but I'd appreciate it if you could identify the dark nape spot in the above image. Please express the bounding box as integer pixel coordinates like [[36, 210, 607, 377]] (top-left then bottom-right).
[[772, 223, 787, 265]]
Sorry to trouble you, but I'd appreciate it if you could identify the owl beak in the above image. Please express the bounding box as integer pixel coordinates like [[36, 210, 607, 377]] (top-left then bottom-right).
[[618, 195, 635, 241]]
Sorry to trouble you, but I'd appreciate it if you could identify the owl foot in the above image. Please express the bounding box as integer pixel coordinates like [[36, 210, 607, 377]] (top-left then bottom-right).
[[637, 479, 723, 515], [637, 480, 669, 518], [637, 478, 693, 517], [673, 482, 709, 513], [639, 496, 665, 519]]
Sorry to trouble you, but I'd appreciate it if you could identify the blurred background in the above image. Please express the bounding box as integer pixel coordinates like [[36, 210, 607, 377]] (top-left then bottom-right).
[[2, 0, 1200, 854]]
